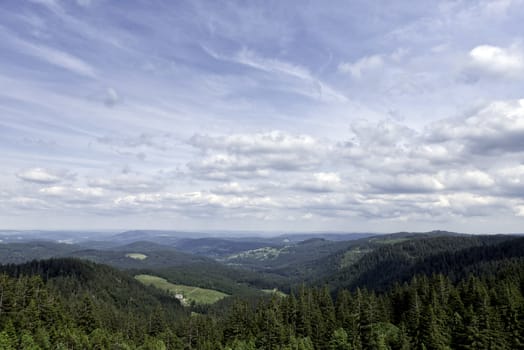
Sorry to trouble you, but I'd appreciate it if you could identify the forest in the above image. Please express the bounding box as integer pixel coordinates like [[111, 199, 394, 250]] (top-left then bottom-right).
[[0, 235, 523, 349]]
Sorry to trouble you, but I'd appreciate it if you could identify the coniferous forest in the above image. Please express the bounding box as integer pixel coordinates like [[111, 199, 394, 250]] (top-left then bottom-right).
[[0, 236, 523, 349]]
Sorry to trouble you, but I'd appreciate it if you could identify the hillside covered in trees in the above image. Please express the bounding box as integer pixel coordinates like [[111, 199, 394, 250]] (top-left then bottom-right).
[[0, 235, 523, 349]]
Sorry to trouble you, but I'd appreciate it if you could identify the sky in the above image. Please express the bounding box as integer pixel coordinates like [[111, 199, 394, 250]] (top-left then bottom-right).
[[1, 0, 524, 233]]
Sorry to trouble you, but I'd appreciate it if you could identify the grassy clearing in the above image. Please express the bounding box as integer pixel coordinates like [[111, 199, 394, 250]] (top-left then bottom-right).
[[125, 253, 148, 260], [135, 274, 228, 305]]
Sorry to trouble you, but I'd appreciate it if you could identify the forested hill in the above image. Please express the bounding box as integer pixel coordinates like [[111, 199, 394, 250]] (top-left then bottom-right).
[[0, 236, 523, 349], [323, 235, 521, 291], [0, 258, 186, 348]]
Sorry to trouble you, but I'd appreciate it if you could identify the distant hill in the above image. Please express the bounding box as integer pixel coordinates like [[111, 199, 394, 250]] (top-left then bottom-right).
[[222, 230, 467, 284], [1, 230, 520, 298], [0, 240, 212, 268], [108, 230, 205, 245], [174, 237, 282, 258], [65, 247, 214, 269], [269, 232, 376, 243], [0, 241, 78, 264], [323, 234, 519, 291]]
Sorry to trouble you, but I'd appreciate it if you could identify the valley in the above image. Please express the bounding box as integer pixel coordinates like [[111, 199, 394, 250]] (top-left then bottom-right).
[[1, 229, 523, 349]]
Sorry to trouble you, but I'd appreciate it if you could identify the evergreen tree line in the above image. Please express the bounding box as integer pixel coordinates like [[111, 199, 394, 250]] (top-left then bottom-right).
[[0, 259, 186, 349], [195, 259, 524, 350], [1, 257, 523, 349]]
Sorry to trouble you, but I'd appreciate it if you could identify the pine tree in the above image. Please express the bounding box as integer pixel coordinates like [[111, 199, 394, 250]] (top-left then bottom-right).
[[19, 330, 40, 350], [329, 328, 352, 350], [0, 331, 15, 350], [419, 303, 450, 350], [76, 294, 98, 333]]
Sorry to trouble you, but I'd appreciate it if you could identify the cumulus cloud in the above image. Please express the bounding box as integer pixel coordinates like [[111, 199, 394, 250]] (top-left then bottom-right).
[[112, 191, 277, 216], [292, 172, 343, 193], [17, 168, 64, 184], [87, 174, 165, 193], [39, 186, 105, 203], [435, 193, 506, 217], [80, 100, 524, 220], [190, 130, 322, 155], [437, 170, 495, 190], [495, 165, 524, 196], [210, 182, 258, 195], [427, 99, 524, 154], [348, 119, 415, 150], [469, 44, 524, 78], [10, 98, 524, 227], [188, 131, 330, 179]]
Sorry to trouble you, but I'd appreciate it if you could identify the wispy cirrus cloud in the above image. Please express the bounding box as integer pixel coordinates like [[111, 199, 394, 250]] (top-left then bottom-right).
[[6, 35, 96, 77], [205, 46, 348, 102]]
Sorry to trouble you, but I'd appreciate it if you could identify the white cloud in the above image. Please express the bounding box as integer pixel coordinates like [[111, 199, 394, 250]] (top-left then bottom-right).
[[293, 172, 343, 193], [113, 191, 277, 214], [469, 44, 524, 77], [190, 130, 320, 154], [302, 212, 313, 220], [435, 193, 505, 217], [427, 99, 524, 154], [87, 174, 164, 193], [496, 165, 524, 195], [514, 205, 524, 217], [338, 54, 383, 78], [39, 186, 105, 203], [211, 182, 257, 195], [17, 168, 63, 184], [438, 170, 495, 189], [349, 119, 415, 150], [188, 131, 330, 178]]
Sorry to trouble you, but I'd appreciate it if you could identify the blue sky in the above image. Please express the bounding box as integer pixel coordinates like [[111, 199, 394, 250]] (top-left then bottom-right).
[[1, 0, 524, 233]]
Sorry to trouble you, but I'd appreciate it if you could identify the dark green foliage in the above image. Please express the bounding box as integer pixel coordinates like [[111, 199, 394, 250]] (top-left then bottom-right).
[[324, 235, 519, 292], [1, 236, 523, 349], [0, 258, 185, 349]]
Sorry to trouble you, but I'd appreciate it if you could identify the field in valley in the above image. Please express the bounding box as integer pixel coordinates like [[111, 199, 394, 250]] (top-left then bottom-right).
[[135, 274, 228, 305]]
